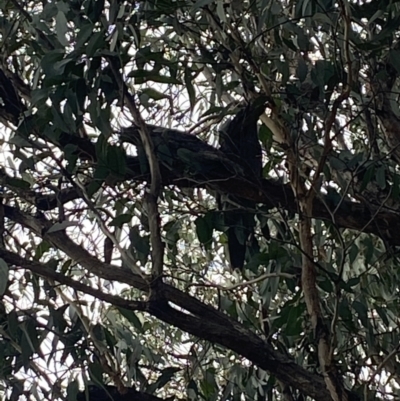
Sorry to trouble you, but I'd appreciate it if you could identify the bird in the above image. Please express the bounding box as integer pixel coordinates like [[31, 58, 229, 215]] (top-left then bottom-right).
[[218, 101, 264, 270], [219, 104, 263, 177]]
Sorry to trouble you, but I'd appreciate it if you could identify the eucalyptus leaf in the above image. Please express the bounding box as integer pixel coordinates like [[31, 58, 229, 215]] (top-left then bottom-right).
[[0, 259, 9, 296], [47, 221, 80, 233]]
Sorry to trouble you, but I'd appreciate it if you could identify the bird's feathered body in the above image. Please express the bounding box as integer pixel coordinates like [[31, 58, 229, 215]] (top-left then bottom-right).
[[122, 103, 264, 271], [219, 105, 263, 178], [219, 103, 264, 270]]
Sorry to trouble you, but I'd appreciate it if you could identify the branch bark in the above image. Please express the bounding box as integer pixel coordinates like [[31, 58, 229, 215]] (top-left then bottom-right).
[[108, 59, 164, 280], [2, 204, 360, 401], [3, 129, 400, 247]]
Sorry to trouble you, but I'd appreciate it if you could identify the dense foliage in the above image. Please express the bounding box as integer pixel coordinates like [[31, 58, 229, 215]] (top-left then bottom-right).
[[0, 0, 400, 400]]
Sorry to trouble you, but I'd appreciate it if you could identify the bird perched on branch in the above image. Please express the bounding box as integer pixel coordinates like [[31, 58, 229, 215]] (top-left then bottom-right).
[[120, 125, 245, 179], [218, 101, 264, 271], [121, 102, 264, 271]]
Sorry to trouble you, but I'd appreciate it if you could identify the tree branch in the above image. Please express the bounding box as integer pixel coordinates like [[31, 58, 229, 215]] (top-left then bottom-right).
[[2, 204, 360, 401], [108, 58, 164, 280]]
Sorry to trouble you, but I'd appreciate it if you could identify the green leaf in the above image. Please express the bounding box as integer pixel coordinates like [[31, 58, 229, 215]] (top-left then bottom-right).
[[375, 305, 389, 326], [63, 144, 79, 172], [347, 277, 360, 288], [55, 11, 69, 46], [7, 177, 31, 189], [390, 50, 400, 74], [96, 106, 112, 137], [275, 60, 290, 84], [87, 166, 109, 197], [362, 236, 374, 265], [47, 221, 80, 233], [67, 381, 80, 401], [184, 66, 197, 111], [129, 226, 150, 255], [110, 214, 132, 227], [31, 88, 51, 105], [349, 244, 359, 265], [62, 102, 77, 131], [147, 367, 180, 393], [315, 60, 334, 85], [107, 146, 126, 176], [88, 362, 105, 385], [200, 368, 218, 398], [216, 1, 226, 23], [192, 0, 214, 10], [140, 88, 168, 101], [127, 70, 182, 85], [284, 303, 304, 336], [53, 58, 73, 74], [20, 320, 41, 363], [375, 165, 386, 189], [164, 220, 181, 247], [392, 173, 400, 200], [95, 133, 109, 164], [117, 307, 143, 332], [318, 276, 333, 293], [187, 380, 199, 399], [352, 300, 369, 328], [34, 240, 51, 260], [51, 108, 70, 132], [75, 78, 87, 113], [76, 23, 94, 49], [195, 214, 213, 247], [360, 165, 375, 192], [87, 31, 105, 57], [21, 329, 35, 367], [338, 299, 354, 330], [0, 259, 9, 296], [295, 31, 310, 52], [88, 0, 105, 22], [296, 57, 308, 82]]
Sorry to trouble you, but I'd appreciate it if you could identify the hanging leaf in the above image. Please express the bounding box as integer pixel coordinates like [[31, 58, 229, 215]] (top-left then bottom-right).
[[110, 213, 132, 227], [0, 259, 9, 296], [47, 221, 80, 233], [55, 11, 69, 46], [195, 213, 213, 248], [184, 66, 197, 111], [128, 70, 182, 85], [129, 226, 150, 256]]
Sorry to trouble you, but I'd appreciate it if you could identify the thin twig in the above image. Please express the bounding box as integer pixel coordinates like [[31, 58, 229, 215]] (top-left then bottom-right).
[[108, 57, 164, 280]]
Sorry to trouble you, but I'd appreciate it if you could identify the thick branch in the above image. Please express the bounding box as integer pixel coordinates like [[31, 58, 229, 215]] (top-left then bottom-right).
[[3, 204, 360, 401], [4, 129, 400, 247], [0, 249, 146, 311], [147, 300, 360, 401]]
